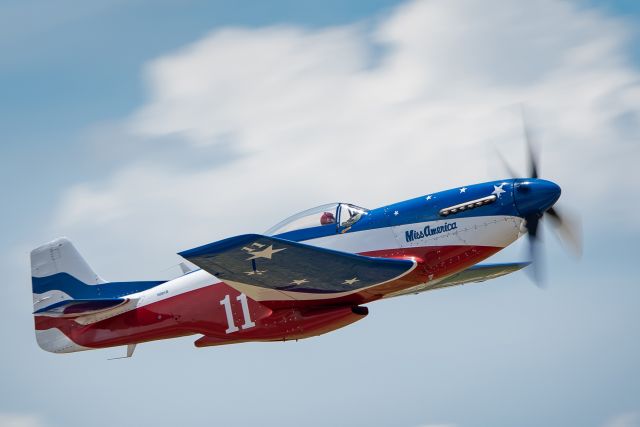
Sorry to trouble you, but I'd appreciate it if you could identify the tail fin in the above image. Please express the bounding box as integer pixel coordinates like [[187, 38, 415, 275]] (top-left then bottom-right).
[[30, 238, 163, 353], [31, 238, 105, 353], [31, 237, 105, 287]]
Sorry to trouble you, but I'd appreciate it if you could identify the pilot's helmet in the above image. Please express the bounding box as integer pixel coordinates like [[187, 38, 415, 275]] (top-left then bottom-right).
[[320, 212, 335, 225]]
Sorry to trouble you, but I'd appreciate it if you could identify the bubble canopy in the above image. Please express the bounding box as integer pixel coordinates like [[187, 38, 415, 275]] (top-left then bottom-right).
[[265, 203, 369, 236]]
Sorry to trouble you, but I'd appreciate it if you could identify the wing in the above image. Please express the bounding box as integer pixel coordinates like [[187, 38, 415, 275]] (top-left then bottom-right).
[[179, 234, 416, 296], [385, 262, 530, 298]]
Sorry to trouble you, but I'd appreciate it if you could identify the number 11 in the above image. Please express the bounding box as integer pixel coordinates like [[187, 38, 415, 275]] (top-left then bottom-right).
[[220, 293, 256, 334]]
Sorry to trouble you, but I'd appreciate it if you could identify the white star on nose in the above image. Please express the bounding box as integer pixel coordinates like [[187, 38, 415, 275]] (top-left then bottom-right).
[[491, 183, 506, 198], [426, 195, 432, 200], [290, 278, 309, 285], [460, 187, 467, 193], [245, 245, 286, 260], [342, 277, 360, 285], [394, 210, 399, 216]]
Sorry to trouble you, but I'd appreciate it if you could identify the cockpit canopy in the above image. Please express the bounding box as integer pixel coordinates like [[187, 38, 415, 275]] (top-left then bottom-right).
[[265, 203, 369, 236]]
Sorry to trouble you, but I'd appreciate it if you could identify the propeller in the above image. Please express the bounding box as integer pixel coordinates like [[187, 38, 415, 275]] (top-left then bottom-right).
[[500, 110, 582, 286]]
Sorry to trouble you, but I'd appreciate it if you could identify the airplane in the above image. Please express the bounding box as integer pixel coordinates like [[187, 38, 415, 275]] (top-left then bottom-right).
[[30, 147, 580, 357]]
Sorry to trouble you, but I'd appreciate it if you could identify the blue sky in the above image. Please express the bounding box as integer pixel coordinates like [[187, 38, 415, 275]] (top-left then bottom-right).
[[1, 1, 639, 427], [1, 0, 404, 249]]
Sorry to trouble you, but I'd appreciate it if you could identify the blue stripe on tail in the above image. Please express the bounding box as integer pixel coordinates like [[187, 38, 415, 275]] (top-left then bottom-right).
[[32, 273, 164, 299]]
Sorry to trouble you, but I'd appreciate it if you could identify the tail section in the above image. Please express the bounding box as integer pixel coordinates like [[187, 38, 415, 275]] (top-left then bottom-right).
[[31, 237, 104, 353], [31, 237, 106, 309], [30, 238, 164, 353]]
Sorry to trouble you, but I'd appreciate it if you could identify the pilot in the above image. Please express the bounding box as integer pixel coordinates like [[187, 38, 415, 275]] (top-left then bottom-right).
[[320, 212, 336, 225]]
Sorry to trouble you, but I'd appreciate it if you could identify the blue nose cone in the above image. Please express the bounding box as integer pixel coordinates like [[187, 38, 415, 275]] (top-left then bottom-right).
[[514, 179, 561, 217]]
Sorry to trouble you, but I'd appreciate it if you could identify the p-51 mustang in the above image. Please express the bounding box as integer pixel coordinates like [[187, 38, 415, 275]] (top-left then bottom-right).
[[31, 154, 579, 356]]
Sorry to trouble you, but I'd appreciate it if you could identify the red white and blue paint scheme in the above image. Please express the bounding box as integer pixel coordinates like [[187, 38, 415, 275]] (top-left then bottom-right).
[[31, 176, 575, 356]]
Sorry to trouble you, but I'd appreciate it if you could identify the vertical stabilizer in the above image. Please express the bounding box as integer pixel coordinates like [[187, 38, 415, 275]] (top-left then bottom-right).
[[30, 237, 105, 353], [31, 237, 105, 286]]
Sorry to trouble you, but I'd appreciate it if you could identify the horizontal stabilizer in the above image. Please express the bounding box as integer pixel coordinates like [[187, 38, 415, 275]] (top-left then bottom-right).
[[179, 234, 415, 294], [34, 298, 130, 317]]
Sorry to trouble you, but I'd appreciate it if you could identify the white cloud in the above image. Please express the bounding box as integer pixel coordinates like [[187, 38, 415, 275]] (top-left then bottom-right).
[[0, 413, 45, 427], [603, 411, 640, 427], [51, 0, 640, 274]]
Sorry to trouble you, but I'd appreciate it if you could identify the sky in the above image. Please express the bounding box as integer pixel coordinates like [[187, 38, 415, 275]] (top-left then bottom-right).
[[1, 1, 639, 426]]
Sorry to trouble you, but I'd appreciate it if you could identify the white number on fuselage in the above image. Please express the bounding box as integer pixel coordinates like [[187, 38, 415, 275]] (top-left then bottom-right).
[[219, 293, 255, 334]]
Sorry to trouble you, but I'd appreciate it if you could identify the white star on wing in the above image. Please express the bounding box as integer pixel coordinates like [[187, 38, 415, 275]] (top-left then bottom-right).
[[394, 210, 399, 216], [342, 277, 360, 285], [245, 245, 286, 260], [460, 187, 467, 193], [244, 270, 267, 276], [426, 195, 432, 200], [290, 278, 309, 285], [491, 183, 506, 198]]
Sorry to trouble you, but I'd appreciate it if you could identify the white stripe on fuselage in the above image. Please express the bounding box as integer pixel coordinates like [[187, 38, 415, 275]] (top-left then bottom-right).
[[304, 215, 525, 253]]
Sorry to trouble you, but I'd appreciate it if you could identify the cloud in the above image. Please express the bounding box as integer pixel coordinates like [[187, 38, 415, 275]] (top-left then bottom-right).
[[603, 412, 640, 427], [51, 0, 640, 273], [0, 413, 45, 427]]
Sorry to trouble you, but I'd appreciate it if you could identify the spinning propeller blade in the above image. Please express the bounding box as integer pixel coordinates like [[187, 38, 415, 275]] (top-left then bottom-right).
[[499, 109, 582, 287], [546, 206, 583, 258]]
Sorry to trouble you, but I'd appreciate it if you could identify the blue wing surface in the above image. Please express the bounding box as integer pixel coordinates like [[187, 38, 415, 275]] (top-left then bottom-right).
[[179, 234, 415, 294]]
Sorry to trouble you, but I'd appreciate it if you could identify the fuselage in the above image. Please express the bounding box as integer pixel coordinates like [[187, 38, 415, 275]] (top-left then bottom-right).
[[34, 178, 561, 352]]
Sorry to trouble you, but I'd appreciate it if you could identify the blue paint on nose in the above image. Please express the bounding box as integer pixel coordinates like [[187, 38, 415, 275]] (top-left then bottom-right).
[[513, 179, 561, 217]]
